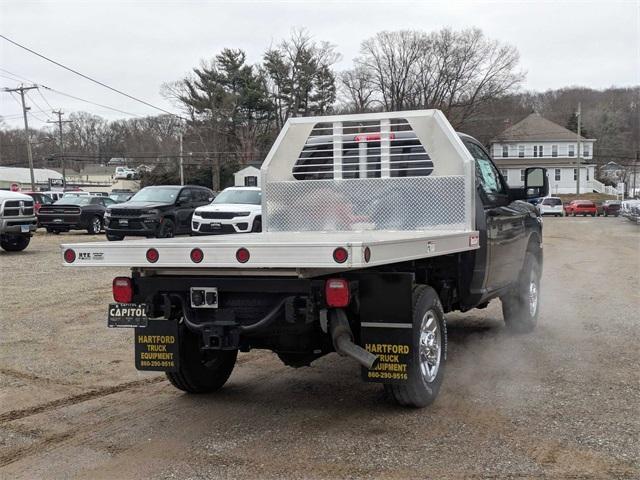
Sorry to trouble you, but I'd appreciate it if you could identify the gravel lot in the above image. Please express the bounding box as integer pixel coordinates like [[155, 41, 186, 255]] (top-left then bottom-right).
[[0, 218, 638, 479]]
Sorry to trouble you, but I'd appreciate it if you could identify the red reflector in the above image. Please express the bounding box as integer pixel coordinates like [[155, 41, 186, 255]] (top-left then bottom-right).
[[363, 246, 371, 263], [325, 278, 350, 308], [112, 277, 133, 303], [354, 132, 395, 142], [146, 248, 159, 263], [190, 248, 204, 263], [63, 248, 76, 263], [333, 247, 348, 264], [236, 247, 250, 263]]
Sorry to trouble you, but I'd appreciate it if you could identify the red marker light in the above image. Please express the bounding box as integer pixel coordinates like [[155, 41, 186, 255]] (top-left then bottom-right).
[[333, 247, 348, 264], [190, 248, 204, 263], [236, 247, 250, 263], [354, 132, 395, 142], [112, 277, 133, 303], [146, 248, 159, 263], [63, 248, 76, 263], [364, 246, 371, 263]]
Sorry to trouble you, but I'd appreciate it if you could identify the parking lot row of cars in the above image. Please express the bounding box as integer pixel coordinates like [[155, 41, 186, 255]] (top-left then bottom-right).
[[18, 185, 263, 240], [534, 197, 640, 220]]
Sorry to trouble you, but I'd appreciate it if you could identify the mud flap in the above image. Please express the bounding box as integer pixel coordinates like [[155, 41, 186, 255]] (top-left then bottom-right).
[[359, 273, 414, 384], [134, 319, 180, 372]]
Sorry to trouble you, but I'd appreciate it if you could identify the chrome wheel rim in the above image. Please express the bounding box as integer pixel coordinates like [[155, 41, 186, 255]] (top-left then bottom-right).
[[419, 310, 441, 383], [91, 218, 100, 233], [528, 272, 539, 317]]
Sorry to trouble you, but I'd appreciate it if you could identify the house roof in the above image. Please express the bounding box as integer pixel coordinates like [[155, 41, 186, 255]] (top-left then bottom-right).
[[492, 113, 593, 143]]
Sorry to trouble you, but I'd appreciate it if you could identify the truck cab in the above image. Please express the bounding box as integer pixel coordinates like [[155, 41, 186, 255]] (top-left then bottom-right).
[[0, 190, 38, 252]]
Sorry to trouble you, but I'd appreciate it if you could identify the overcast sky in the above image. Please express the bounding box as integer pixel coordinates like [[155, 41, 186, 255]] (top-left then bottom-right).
[[1, 0, 638, 129]]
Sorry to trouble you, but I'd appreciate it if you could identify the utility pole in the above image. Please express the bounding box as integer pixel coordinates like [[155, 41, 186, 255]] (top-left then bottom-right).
[[3, 85, 39, 190], [179, 133, 184, 185], [47, 111, 73, 188], [576, 102, 582, 195]]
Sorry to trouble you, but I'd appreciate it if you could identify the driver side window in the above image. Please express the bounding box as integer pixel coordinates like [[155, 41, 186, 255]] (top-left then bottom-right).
[[178, 189, 193, 204], [465, 142, 506, 197]]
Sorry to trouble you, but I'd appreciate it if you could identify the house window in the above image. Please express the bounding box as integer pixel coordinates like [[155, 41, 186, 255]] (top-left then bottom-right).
[[555, 169, 561, 181], [573, 168, 577, 181], [520, 169, 525, 182], [533, 146, 538, 157], [502, 145, 508, 157], [539, 145, 543, 157], [518, 145, 524, 158], [586, 169, 589, 181], [568, 144, 575, 157], [583, 144, 590, 157], [552, 145, 558, 157], [244, 176, 258, 187]]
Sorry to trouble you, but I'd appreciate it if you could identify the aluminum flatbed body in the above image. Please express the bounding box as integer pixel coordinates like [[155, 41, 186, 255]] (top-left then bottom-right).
[[61, 229, 479, 278]]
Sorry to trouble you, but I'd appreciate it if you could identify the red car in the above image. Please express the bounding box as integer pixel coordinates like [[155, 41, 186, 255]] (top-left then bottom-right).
[[23, 192, 54, 213], [564, 200, 597, 217]]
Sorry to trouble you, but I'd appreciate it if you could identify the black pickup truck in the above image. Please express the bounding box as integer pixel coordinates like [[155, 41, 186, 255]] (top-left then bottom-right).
[[61, 111, 548, 408]]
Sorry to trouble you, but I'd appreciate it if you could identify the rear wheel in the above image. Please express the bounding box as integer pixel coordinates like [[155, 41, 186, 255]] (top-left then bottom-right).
[[251, 217, 262, 232], [384, 285, 446, 408], [501, 252, 541, 333], [0, 235, 30, 252], [166, 324, 237, 393]]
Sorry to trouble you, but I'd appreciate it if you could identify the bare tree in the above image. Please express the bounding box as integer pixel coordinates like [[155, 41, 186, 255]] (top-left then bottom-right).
[[339, 67, 378, 113]]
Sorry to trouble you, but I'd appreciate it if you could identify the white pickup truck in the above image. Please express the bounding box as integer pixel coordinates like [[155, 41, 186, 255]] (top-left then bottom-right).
[[0, 190, 38, 251], [61, 110, 547, 407]]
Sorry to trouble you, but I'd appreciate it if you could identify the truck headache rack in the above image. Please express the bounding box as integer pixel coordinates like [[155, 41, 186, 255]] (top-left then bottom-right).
[[262, 110, 475, 232], [61, 110, 479, 276]]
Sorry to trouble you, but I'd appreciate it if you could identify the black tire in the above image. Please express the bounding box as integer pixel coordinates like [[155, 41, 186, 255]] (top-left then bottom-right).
[[46, 227, 55, 233], [501, 252, 541, 334], [157, 218, 175, 238], [106, 233, 124, 241], [166, 324, 237, 393], [604, 212, 608, 217], [87, 216, 102, 235], [384, 285, 446, 408], [0, 235, 30, 252], [251, 217, 262, 233]]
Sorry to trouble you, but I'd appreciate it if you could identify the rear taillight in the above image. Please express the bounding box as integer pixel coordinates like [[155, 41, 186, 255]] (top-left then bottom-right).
[[190, 248, 204, 263], [354, 132, 395, 142], [325, 278, 350, 308], [63, 249, 76, 263], [113, 277, 133, 303]]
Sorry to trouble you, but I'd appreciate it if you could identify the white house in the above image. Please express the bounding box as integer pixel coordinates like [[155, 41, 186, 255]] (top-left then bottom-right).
[[234, 166, 261, 188], [491, 113, 597, 194]]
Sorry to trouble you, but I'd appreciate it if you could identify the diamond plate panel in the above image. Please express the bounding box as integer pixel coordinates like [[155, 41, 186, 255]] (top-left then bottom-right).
[[265, 176, 469, 232]]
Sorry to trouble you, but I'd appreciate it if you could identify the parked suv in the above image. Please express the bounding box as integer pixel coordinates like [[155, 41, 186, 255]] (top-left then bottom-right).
[[104, 185, 214, 240], [597, 200, 621, 217], [537, 197, 563, 217], [192, 187, 262, 234], [38, 195, 116, 234], [0, 190, 37, 251]]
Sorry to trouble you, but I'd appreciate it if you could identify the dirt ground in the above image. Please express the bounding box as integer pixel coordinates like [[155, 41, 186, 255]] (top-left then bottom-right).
[[1, 218, 638, 479]]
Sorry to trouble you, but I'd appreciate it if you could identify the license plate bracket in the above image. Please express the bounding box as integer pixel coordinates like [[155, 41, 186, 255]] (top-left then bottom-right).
[[108, 303, 148, 328], [20, 224, 30, 233]]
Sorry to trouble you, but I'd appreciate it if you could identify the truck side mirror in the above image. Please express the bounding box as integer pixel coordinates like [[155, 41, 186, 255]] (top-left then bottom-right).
[[524, 167, 549, 199]]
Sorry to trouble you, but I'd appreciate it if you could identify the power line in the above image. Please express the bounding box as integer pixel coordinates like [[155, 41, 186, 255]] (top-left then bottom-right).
[[1, 34, 185, 119], [40, 85, 144, 118], [25, 90, 52, 120]]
